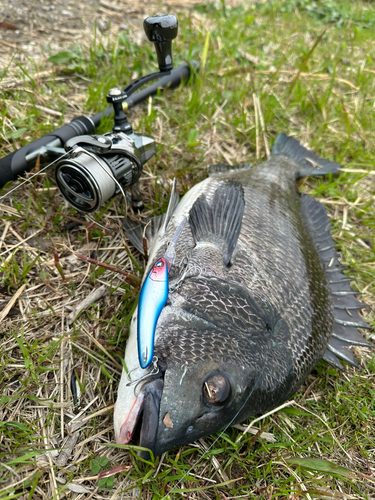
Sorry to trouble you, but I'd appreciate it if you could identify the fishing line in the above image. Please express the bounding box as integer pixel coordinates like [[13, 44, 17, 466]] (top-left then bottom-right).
[[83, 162, 128, 232], [0, 150, 128, 234], [161, 368, 266, 500], [0, 152, 70, 202]]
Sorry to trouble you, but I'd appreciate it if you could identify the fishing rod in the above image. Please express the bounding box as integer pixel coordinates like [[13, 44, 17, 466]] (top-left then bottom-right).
[[0, 14, 198, 213]]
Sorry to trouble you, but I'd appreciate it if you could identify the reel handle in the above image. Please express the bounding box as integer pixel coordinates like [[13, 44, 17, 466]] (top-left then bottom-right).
[[143, 15, 178, 72]]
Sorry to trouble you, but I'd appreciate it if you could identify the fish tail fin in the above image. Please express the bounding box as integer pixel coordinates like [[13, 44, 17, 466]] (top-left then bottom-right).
[[300, 194, 374, 370], [271, 133, 342, 179], [189, 181, 244, 266]]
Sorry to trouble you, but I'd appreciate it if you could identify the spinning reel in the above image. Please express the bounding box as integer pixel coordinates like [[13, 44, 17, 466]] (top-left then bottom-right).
[[0, 15, 197, 214]]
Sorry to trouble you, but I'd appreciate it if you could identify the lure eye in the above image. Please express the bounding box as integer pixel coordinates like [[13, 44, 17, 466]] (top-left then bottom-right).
[[155, 260, 163, 268], [203, 373, 231, 406]]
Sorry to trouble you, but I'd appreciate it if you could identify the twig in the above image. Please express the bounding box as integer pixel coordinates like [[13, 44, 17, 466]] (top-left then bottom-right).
[[0, 284, 26, 324], [256, 95, 270, 158], [232, 424, 276, 442], [75, 253, 141, 287], [0, 203, 21, 217], [0, 470, 37, 494], [81, 324, 122, 370], [38, 409, 59, 500], [252, 93, 259, 160], [80, 404, 115, 423], [67, 285, 107, 325], [0, 228, 43, 257], [60, 315, 65, 441], [236, 400, 295, 442], [0, 221, 11, 251], [289, 27, 327, 94], [221, 68, 358, 90], [55, 420, 84, 467], [69, 396, 99, 424]]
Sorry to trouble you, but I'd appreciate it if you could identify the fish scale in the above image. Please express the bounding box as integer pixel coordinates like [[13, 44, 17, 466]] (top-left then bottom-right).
[[114, 133, 373, 457], [149, 155, 334, 429]]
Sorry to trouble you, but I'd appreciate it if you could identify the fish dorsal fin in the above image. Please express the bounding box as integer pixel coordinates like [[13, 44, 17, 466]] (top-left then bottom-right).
[[300, 193, 374, 370], [161, 178, 179, 234], [209, 163, 252, 177], [189, 180, 244, 266], [272, 133, 342, 179], [123, 180, 179, 255]]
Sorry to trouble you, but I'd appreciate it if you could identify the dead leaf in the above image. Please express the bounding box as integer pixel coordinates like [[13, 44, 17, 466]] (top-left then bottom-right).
[[163, 412, 174, 428]]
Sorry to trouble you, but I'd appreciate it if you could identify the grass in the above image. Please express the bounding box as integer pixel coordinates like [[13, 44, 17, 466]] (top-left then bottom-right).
[[0, 0, 375, 498]]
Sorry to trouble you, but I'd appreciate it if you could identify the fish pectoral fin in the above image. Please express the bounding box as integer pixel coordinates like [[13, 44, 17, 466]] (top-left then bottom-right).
[[123, 179, 179, 255], [189, 180, 245, 266]]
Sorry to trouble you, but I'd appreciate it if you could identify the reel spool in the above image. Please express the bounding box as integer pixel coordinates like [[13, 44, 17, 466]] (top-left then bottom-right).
[[55, 152, 125, 213], [54, 131, 154, 213]]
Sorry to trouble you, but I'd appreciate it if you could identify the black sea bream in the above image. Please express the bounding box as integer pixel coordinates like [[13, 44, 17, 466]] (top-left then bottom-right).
[[114, 133, 373, 456]]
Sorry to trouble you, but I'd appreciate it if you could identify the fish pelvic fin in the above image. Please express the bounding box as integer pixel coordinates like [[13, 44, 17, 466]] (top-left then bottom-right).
[[124, 179, 179, 255], [189, 180, 245, 266], [271, 133, 342, 179], [300, 194, 374, 370]]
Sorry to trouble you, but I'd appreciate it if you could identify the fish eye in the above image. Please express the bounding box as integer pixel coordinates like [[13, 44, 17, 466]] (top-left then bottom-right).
[[203, 373, 231, 406]]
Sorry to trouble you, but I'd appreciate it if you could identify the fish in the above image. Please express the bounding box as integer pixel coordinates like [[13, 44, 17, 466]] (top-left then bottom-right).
[[114, 133, 373, 457]]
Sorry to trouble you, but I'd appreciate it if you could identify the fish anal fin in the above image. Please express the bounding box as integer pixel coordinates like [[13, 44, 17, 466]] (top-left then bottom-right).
[[189, 180, 245, 266]]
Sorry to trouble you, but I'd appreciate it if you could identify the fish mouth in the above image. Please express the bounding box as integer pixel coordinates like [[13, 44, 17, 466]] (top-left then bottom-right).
[[116, 378, 164, 457]]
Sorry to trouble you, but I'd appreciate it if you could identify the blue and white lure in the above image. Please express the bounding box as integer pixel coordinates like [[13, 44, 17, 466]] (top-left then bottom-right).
[[137, 217, 187, 368]]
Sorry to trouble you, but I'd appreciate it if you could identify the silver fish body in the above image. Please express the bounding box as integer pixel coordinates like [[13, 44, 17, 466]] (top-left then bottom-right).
[[114, 134, 372, 456]]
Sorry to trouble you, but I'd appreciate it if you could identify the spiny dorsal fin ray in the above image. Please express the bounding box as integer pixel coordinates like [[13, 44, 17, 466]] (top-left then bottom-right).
[[272, 133, 342, 179], [209, 163, 252, 177], [189, 180, 245, 266], [299, 193, 373, 369], [161, 179, 179, 234], [123, 180, 179, 255]]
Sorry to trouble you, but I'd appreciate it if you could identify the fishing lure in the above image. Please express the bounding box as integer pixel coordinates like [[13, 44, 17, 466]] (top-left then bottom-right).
[[137, 217, 187, 369]]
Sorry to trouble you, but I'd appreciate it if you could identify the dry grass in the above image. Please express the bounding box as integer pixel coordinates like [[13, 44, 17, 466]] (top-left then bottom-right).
[[1, 0, 375, 498]]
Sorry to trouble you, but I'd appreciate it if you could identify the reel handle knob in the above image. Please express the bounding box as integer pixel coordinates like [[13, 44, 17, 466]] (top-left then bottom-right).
[[143, 15, 178, 72]]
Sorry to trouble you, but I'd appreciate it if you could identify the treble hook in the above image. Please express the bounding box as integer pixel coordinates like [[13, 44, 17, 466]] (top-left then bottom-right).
[[126, 356, 159, 391]]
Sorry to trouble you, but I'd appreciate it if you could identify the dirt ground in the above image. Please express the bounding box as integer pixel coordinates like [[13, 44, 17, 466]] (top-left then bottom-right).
[[2, 1, 374, 500], [0, 2, 247, 499], [0, 0, 242, 62]]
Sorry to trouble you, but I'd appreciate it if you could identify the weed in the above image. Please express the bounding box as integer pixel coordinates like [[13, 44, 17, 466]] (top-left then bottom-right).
[[0, 0, 374, 498]]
